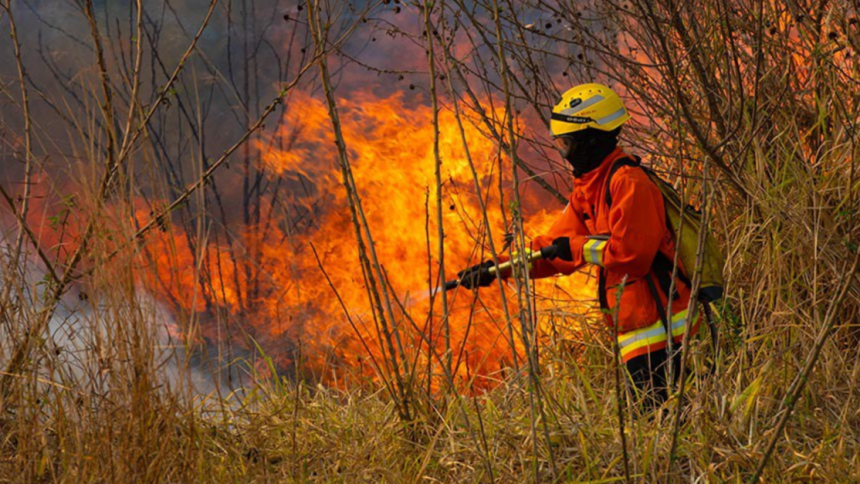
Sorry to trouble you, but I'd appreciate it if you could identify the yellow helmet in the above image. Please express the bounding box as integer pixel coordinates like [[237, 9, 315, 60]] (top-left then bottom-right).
[[550, 83, 630, 137]]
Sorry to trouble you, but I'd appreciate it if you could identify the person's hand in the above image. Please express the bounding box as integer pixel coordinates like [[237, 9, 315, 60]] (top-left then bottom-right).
[[456, 260, 497, 289], [540, 237, 573, 261]]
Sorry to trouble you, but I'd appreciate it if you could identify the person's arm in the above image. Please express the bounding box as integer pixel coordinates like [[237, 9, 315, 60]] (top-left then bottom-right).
[[577, 166, 665, 276], [460, 195, 591, 288], [519, 200, 591, 279]]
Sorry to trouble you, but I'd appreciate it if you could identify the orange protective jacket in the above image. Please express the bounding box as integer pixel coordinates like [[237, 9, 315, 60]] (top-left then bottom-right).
[[517, 148, 698, 361]]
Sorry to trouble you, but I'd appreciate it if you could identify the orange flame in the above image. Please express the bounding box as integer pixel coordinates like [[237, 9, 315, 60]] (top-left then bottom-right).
[[140, 89, 594, 389]]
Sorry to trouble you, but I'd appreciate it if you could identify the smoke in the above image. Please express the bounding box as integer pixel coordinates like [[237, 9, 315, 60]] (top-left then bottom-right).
[[0, 237, 228, 398]]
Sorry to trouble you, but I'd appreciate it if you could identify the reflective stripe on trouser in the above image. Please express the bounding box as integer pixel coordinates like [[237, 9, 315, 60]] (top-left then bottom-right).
[[582, 239, 607, 266], [617, 309, 691, 363]]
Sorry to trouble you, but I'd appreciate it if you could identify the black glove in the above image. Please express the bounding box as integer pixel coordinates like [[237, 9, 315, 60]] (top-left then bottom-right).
[[457, 260, 497, 289], [540, 237, 573, 262]]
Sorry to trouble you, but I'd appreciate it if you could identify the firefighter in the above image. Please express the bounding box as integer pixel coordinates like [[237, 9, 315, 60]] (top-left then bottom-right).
[[457, 83, 699, 409]]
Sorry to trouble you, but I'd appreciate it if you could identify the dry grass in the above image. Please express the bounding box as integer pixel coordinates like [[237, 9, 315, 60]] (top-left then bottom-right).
[[2, 281, 858, 483], [1, 0, 860, 482]]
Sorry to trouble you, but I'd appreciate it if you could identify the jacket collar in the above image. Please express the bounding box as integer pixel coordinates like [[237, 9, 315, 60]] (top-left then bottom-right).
[[574, 147, 627, 193]]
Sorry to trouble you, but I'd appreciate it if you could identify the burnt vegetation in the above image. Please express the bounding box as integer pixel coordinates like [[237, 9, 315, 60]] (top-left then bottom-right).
[[0, 0, 858, 482]]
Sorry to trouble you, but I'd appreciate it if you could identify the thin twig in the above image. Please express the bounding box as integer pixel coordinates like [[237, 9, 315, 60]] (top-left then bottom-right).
[[613, 275, 631, 484]]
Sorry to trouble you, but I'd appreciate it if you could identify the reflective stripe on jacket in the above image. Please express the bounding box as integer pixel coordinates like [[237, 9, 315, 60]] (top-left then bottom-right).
[[523, 148, 697, 355]]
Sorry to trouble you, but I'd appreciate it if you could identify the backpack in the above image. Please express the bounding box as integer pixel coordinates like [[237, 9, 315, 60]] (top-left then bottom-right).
[[606, 156, 726, 349]]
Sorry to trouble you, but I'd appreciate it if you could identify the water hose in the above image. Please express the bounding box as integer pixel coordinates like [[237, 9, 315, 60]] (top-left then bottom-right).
[[443, 245, 559, 291]]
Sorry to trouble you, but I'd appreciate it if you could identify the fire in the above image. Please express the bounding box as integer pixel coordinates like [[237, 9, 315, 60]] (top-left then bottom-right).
[[140, 89, 594, 389]]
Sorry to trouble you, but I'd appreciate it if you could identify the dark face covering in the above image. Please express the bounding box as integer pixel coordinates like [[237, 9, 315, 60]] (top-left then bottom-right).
[[555, 128, 620, 177]]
